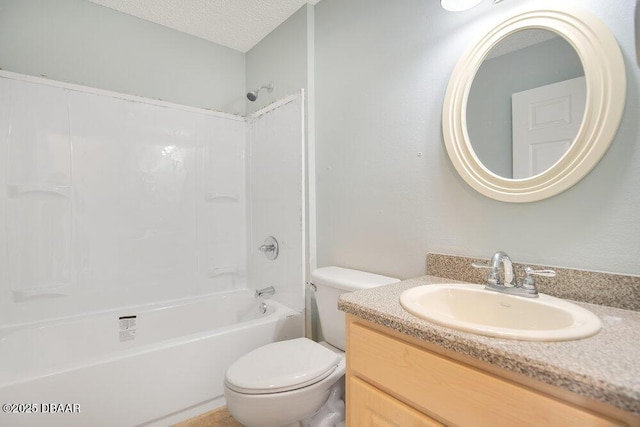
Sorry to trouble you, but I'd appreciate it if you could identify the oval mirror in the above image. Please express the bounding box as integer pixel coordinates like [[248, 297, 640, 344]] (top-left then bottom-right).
[[442, 2, 626, 202], [468, 29, 585, 179]]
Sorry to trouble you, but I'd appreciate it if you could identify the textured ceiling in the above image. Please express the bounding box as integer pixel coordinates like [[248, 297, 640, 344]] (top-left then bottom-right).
[[87, 0, 321, 53], [487, 29, 559, 60]]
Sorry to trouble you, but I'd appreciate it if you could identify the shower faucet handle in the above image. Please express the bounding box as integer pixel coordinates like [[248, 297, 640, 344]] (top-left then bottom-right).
[[258, 236, 279, 260]]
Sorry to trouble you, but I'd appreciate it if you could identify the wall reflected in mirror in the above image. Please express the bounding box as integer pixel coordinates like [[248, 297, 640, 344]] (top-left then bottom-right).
[[467, 29, 585, 179]]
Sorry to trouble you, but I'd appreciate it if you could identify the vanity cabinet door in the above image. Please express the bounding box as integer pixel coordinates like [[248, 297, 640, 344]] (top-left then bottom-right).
[[349, 376, 444, 427], [347, 320, 625, 427]]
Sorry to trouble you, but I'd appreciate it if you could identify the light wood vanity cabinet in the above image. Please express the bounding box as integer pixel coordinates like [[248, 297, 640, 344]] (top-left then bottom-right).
[[349, 375, 444, 426], [345, 315, 638, 427]]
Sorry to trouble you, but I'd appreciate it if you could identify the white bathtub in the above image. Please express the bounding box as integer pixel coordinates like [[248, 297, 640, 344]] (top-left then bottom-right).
[[0, 290, 303, 426]]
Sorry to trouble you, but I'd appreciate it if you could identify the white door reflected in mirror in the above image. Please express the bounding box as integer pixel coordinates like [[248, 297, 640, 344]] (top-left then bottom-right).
[[466, 29, 585, 179], [512, 76, 586, 179]]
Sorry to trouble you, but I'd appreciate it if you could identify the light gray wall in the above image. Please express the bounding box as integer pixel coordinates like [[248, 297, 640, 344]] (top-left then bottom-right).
[[315, 0, 640, 278], [245, 4, 309, 114], [468, 37, 584, 178], [0, 0, 246, 114]]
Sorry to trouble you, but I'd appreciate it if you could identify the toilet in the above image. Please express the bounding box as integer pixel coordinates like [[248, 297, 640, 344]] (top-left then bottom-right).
[[224, 266, 400, 427]]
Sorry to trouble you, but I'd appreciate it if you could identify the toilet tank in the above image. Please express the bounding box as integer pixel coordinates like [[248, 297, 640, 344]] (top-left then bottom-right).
[[311, 266, 400, 351]]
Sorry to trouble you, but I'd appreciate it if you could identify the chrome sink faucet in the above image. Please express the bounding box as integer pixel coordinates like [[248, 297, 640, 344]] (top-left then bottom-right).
[[473, 251, 515, 287], [472, 251, 556, 298]]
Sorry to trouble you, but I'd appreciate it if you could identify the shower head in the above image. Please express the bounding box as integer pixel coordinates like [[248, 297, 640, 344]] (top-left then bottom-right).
[[246, 84, 273, 102]]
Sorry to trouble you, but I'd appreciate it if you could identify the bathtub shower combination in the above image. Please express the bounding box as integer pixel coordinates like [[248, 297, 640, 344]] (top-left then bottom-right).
[[1, 293, 301, 426], [0, 71, 305, 426]]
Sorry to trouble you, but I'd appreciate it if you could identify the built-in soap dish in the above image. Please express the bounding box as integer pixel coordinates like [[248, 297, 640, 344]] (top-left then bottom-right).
[[8, 184, 71, 199]]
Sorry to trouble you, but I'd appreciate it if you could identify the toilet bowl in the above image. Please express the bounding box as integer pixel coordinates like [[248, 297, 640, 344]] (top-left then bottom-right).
[[224, 339, 345, 427], [224, 267, 399, 427]]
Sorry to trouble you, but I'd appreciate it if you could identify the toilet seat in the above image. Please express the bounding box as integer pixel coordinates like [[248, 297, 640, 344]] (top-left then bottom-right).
[[225, 338, 341, 395]]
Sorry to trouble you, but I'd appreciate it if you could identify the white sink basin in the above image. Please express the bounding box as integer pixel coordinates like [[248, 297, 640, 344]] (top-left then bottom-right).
[[399, 284, 601, 341]]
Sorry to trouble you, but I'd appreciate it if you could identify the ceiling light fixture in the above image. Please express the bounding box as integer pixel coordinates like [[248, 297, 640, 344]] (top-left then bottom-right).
[[441, 0, 503, 12], [441, 0, 483, 12]]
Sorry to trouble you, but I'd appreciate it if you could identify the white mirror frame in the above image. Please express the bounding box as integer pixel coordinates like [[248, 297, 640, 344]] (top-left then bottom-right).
[[442, 2, 626, 203]]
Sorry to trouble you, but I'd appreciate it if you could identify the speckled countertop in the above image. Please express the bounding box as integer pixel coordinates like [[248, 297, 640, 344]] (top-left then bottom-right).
[[338, 275, 640, 416]]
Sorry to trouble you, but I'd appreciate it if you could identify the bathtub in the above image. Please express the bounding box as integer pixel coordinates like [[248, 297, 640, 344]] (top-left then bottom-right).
[[0, 290, 303, 426]]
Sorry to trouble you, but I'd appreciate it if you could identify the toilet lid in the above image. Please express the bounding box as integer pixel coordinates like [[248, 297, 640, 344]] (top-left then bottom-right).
[[225, 338, 341, 394]]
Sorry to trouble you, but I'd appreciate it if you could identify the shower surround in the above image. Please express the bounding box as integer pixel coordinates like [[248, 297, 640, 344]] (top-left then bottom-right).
[[0, 71, 305, 425]]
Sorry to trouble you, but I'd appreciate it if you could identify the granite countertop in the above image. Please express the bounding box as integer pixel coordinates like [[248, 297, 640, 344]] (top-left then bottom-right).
[[338, 275, 640, 416]]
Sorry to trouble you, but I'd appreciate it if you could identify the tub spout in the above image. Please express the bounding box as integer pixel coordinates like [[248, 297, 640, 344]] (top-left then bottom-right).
[[255, 286, 275, 299]]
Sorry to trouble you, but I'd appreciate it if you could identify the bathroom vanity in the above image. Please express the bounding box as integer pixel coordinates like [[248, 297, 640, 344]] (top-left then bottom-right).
[[339, 276, 640, 426]]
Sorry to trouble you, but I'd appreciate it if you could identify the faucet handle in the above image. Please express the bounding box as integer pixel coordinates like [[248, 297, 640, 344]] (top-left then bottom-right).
[[524, 266, 556, 277], [472, 261, 499, 285], [521, 266, 556, 290], [471, 261, 492, 269], [258, 236, 279, 260]]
